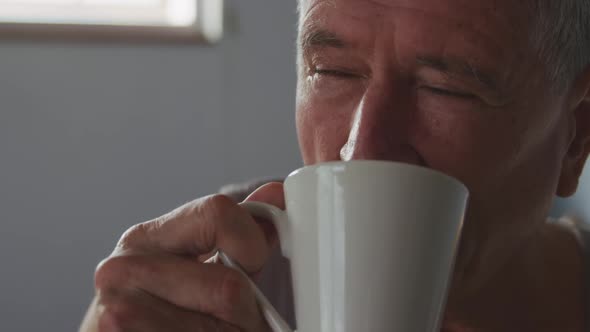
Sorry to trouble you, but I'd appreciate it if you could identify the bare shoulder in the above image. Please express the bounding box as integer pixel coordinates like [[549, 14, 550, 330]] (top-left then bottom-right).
[[533, 221, 587, 331]]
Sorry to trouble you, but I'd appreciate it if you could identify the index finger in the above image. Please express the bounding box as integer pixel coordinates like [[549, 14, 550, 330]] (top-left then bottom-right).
[[115, 194, 271, 273]]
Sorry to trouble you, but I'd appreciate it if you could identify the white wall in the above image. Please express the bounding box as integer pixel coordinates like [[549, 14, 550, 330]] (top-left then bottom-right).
[[0, 1, 300, 331]]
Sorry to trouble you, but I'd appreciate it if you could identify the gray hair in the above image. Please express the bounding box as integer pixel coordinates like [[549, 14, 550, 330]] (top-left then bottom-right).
[[532, 0, 590, 90], [297, 0, 590, 91]]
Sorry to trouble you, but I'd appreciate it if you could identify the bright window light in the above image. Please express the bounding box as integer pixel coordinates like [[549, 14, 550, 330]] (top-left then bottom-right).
[[0, 0, 195, 26], [0, 0, 223, 42]]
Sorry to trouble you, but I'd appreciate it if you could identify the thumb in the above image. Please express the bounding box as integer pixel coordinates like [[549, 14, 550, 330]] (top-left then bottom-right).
[[242, 182, 285, 247], [243, 182, 285, 209]]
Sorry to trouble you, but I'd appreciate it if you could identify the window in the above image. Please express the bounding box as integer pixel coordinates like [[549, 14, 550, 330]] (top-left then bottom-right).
[[0, 0, 223, 43]]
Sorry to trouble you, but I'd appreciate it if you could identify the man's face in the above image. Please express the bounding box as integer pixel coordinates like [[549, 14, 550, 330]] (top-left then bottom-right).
[[295, 0, 582, 263]]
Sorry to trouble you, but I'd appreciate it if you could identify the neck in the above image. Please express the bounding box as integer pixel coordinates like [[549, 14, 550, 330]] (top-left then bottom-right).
[[443, 222, 586, 331], [450, 218, 539, 296]]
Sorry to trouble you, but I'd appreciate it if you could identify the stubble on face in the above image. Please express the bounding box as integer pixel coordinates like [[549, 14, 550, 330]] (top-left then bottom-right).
[[294, 0, 574, 297]]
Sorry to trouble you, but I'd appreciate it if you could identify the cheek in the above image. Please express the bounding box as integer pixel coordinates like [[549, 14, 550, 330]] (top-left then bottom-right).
[[295, 103, 315, 164], [411, 109, 517, 189], [296, 89, 353, 164], [413, 105, 565, 222]]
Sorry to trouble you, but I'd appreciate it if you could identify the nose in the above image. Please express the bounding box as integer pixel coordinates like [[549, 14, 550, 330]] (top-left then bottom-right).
[[340, 81, 424, 165]]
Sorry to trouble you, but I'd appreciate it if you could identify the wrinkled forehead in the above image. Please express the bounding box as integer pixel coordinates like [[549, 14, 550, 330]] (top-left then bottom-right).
[[297, 0, 539, 93], [299, 0, 531, 14], [298, 0, 533, 34]]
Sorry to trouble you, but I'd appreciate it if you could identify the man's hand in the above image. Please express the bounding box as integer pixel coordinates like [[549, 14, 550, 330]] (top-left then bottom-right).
[[79, 183, 285, 332]]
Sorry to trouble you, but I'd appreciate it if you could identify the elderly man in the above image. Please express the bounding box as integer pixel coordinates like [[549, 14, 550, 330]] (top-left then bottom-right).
[[80, 0, 590, 331]]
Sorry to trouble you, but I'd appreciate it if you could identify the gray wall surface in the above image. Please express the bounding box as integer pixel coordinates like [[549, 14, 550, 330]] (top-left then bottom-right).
[[1, 2, 589, 331], [0, 1, 300, 331]]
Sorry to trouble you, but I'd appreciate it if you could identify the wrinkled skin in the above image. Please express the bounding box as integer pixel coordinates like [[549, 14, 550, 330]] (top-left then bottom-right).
[[296, 0, 590, 330], [80, 186, 286, 332], [81, 0, 590, 331]]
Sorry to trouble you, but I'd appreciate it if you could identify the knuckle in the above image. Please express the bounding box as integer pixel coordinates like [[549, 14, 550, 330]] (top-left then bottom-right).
[[96, 290, 135, 332], [201, 194, 239, 220], [218, 268, 250, 311], [207, 317, 241, 332], [94, 255, 132, 290], [191, 195, 241, 247], [214, 322, 241, 332], [116, 222, 149, 251]]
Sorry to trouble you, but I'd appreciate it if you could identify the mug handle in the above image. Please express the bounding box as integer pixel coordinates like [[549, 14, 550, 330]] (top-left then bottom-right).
[[217, 201, 294, 332]]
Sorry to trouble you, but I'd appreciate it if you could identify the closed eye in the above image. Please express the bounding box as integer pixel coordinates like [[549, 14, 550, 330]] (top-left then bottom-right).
[[313, 68, 358, 79], [423, 86, 477, 100]]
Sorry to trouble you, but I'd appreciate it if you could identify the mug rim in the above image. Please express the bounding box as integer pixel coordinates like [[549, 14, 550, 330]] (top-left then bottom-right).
[[286, 160, 468, 194]]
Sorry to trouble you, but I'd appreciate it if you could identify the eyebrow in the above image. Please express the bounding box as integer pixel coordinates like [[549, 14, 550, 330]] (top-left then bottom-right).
[[299, 28, 503, 94], [416, 55, 501, 93], [300, 28, 348, 51]]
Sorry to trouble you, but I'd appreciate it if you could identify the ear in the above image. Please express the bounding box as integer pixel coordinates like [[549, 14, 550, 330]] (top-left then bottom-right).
[[557, 67, 590, 197]]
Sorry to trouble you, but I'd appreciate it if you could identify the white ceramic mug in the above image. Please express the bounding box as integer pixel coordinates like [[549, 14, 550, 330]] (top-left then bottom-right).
[[221, 160, 468, 332]]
